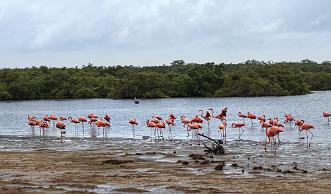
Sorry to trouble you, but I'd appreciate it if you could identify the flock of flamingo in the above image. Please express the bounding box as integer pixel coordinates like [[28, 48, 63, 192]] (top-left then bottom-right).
[[27, 109, 331, 149]]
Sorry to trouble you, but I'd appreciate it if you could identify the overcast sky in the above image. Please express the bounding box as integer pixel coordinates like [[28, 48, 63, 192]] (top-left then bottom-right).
[[0, 0, 330, 67]]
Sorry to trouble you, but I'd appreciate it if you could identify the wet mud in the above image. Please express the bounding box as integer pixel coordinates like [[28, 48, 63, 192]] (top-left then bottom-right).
[[0, 135, 330, 193]]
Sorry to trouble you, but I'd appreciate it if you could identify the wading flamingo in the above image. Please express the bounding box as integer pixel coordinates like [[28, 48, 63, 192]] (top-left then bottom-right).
[[181, 116, 190, 126], [59, 116, 67, 121], [247, 112, 257, 126], [199, 109, 212, 129], [218, 121, 227, 138], [191, 115, 203, 124], [28, 118, 37, 130], [38, 121, 49, 138], [129, 118, 138, 138], [104, 114, 110, 122], [156, 122, 166, 139], [96, 119, 105, 138], [238, 112, 247, 123], [88, 113, 98, 119], [79, 116, 88, 137], [209, 108, 226, 121], [153, 115, 163, 121], [181, 116, 191, 138], [169, 113, 176, 121], [284, 113, 294, 127], [68, 117, 80, 136], [191, 116, 203, 138], [323, 112, 330, 123], [56, 121, 66, 142], [43, 115, 50, 123], [265, 126, 284, 153], [165, 117, 175, 139], [258, 115, 266, 123], [146, 120, 157, 138], [49, 115, 58, 128], [298, 120, 314, 147], [231, 122, 246, 139], [187, 122, 202, 140]]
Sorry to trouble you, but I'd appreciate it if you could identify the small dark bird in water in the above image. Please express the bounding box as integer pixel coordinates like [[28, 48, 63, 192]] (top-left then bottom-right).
[[134, 97, 139, 104]]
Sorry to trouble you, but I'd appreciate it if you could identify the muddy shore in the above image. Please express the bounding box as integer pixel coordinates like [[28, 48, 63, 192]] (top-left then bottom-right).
[[0, 136, 330, 193]]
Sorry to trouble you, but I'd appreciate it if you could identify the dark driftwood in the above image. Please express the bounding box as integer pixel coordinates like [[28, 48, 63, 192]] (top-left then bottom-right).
[[198, 133, 225, 155]]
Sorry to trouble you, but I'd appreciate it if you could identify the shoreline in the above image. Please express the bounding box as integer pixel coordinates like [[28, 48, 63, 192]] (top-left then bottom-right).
[[1, 90, 331, 102], [0, 137, 330, 193]]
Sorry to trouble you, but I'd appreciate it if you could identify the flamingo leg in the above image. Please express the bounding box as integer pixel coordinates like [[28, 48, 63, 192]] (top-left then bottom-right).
[[273, 137, 277, 155], [277, 134, 281, 144], [82, 123, 85, 138], [238, 128, 244, 139], [132, 125, 135, 139], [306, 130, 309, 148], [308, 130, 313, 147], [60, 131, 63, 143]]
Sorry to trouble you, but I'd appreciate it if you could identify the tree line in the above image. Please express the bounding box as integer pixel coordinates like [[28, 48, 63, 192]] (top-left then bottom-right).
[[0, 59, 330, 100]]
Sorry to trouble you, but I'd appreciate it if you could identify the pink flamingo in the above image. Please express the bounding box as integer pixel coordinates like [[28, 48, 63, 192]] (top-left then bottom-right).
[[28, 118, 37, 130], [165, 118, 175, 139], [56, 121, 66, 142], [79, 116, 88, 137], [247, 112, 257, 126], [146, 120, 157, 138], [187, 122, 202, 140], [43, 115, 50, 123], [129, 118, 138, 138], [231, 122, 246, 139], [199, 109, 212, 129], [153, 115, 163, 121], [265, 126, 284, 153], [209, 108, 226, 121], [238, 112, 247, 123], [258, 114, 266, 123], [104, 114, 110, 122], [284, 113, 294, 127], [191, 115, 203, 124], [38, 121, 49, 138], [68, 117, 80, 136], [59, 116, 67, 121], [298, 120, 314, 147], [181, 116, 191, 137], [156, 122, 166, 139], [169, 113, 176, 121], [49, 115, 58, 128], [180, 115, 190, 126], [96, 119, 110, 138], [323, 112, 330, 123], [218, 121, 227, 138]]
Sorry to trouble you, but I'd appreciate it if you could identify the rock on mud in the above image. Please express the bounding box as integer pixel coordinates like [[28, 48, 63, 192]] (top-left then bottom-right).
[[189, 154, 205, 160], [101, 159, 133, 165]]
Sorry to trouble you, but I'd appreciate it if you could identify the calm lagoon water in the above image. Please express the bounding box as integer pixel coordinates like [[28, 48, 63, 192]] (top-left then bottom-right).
[[0, 91, 330, 143]]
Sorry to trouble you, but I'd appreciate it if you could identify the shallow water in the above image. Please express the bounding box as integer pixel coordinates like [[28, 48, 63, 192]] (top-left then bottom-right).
[[0, 91, 330, 143]]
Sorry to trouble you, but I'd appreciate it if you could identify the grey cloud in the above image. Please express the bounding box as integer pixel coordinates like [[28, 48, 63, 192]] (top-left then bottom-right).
[[0, 0, 330, 67]]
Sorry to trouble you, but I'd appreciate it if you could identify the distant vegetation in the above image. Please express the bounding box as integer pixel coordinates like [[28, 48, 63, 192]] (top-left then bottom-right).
[[0, 59, 331, 100]]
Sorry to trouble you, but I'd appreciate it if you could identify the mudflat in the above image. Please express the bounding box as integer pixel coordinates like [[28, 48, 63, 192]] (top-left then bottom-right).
[[0, 136, 330, 193]]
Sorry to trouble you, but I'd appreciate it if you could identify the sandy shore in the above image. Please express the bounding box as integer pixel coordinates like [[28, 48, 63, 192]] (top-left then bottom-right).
[[0, 136, 330, 193]]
